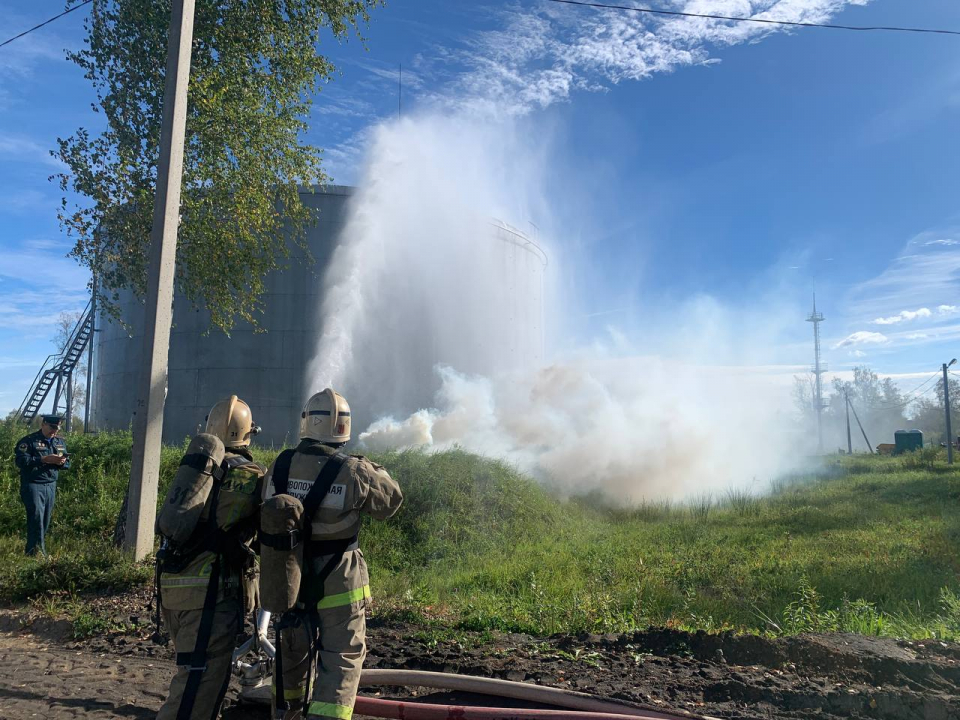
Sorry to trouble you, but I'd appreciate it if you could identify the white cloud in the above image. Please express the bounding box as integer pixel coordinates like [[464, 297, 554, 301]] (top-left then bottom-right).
[[925, 238, 959, 247], [22, 237, 65, 252], [319, 125, 380, 185], [353, 59, 426, 92], [0, 239, 89, 332], [847, 227, 960, 322], [871, 307, 932, 325], [905, 333, 929, 340], [0, 189, 54, 214], [0, 11, 68, 106], [0, 30, 62, 78], [849, 350, 867, 357], [422, 0, 875, 117], [939, 305, 959, 315], [0, 132, 64, 169], [833, 331, 888, 349], [312, 95, 378, 120], [860, 66, 960, 147]]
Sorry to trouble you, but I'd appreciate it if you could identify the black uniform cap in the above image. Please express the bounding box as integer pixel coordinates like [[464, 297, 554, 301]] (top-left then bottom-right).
[[41, 415, 63, 426]]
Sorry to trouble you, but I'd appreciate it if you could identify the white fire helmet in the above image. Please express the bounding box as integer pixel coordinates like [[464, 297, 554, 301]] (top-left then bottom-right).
[[205, 395, 261, 448], [300, 388, 351, 444]]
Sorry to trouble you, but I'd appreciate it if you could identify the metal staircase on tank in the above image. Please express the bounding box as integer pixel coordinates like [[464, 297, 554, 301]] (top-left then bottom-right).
[[18, 299, 94, 426]]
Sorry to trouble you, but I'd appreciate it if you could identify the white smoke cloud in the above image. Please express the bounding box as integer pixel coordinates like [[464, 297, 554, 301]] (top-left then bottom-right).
[[360, 359, 799, 502], [304, 111, 807, 501]]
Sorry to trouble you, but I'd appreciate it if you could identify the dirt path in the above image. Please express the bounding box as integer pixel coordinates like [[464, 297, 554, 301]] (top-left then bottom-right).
[[2, 599, 959, 720], [0, 630, 169, 719]]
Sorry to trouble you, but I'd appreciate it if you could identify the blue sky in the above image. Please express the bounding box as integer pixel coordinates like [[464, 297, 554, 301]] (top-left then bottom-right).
[[1, 0, 959, 413]]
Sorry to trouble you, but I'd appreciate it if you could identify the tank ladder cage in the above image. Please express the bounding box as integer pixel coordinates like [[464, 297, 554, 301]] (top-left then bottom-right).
[[17, 298, 95, 424], [489, 219, 549, 268]]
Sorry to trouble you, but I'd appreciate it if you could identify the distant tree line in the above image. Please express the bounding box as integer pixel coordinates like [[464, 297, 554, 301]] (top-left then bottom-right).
[[794, 366, 960, 452]]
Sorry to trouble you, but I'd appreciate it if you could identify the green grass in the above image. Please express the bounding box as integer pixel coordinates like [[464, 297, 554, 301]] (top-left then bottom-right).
[[361, 448, 960, 640], [3, 417, 960, 641]]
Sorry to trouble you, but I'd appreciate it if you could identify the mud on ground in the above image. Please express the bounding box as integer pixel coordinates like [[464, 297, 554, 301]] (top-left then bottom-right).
[[1, 591, 959, 720]]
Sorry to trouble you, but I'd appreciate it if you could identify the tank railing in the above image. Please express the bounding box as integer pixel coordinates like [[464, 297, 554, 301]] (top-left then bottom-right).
[[17, 354, 60, 416], [488, 219, 549, 268]]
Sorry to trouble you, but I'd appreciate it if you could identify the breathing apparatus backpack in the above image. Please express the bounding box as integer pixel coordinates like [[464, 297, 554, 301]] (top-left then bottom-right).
[[157, 433, 226, 546], [259, 493, 305, 613], [260, 449, 352, 719]]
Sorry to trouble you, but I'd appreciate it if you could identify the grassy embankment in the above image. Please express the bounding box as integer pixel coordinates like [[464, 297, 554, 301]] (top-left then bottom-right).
[[2, 419, 960, 640]]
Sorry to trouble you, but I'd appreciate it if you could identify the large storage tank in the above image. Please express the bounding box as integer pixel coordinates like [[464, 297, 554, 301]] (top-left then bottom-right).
[[91, 186, 355, 445], [91, 185, 548, 445]]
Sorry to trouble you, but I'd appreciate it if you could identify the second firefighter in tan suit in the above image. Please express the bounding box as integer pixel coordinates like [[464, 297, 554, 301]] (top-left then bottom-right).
[[261, 388, 402, 720], [157, 396, 265, 720]]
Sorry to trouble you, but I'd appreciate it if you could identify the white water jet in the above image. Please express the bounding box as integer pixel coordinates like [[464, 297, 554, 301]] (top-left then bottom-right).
[[306, 114, 553, 429]]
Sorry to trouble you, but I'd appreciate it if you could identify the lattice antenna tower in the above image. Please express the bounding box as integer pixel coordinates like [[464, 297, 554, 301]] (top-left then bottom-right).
[[806, 293, 827, 453]]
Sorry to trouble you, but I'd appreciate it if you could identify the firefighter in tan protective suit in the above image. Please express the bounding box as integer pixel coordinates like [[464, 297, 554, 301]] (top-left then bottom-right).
[[260, 388, 402, 720], [157, 396, 265, 720]]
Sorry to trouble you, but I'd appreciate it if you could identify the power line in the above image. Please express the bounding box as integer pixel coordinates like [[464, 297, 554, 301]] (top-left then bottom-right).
[[0, 0, 93, 50], [876, 383, 937, 410], [868, 370, 960, 411], [860, 372, 940, 411], [545, 0, 960, 38], [870, 383, 936, 410], [896, 372, 940, 401], [835, 370, 940, 412]]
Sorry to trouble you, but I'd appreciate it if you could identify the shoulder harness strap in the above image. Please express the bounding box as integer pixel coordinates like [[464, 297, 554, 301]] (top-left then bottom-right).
[[270, 449, 297, 496], [178, 452, 229, 483], [224, 455, 250, 470]]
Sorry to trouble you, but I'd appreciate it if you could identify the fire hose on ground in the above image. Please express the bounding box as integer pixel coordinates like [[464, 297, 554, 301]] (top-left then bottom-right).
[[355, 696, 701, 720], [355, 669, 713, 720], [234, 612, 714, 720]]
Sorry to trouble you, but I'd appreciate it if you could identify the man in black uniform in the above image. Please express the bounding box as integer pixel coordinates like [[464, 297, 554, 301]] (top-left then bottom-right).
[[14, 415, 69, 556]]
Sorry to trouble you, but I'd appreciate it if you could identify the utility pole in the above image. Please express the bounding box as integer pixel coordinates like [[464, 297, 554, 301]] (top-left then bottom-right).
[[125, 0, 196, 560], [844, 391, 853, 454], [944, 359, 956, 465], [806, 294, 827, 454]]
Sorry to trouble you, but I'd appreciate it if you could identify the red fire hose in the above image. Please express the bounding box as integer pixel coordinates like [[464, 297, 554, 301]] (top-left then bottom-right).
[[355, 696, 695, 720]]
